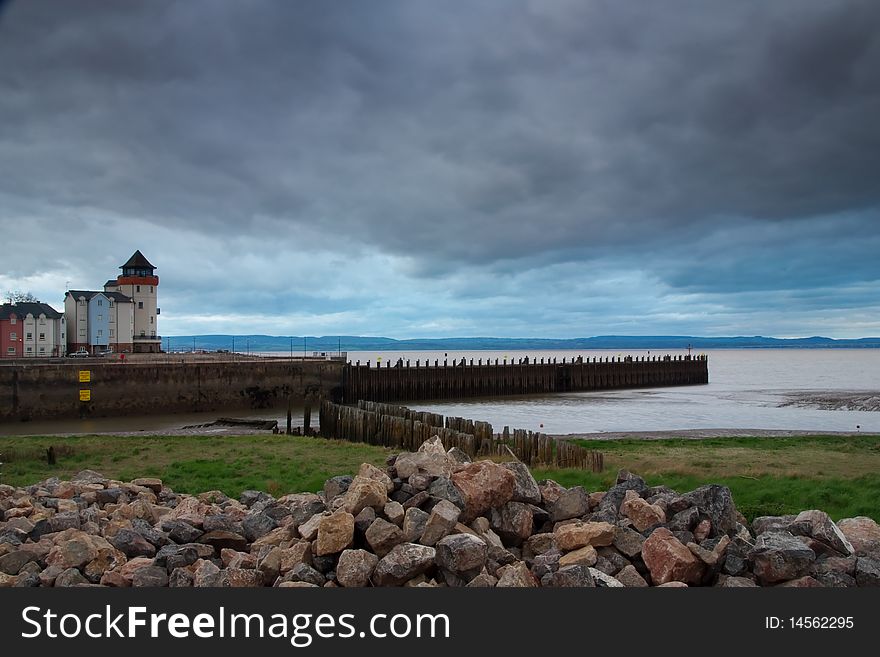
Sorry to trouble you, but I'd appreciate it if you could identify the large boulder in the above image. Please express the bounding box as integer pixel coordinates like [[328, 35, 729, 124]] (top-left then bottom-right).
[[341, 477, 388, 516], [109, 529, 156, 558], [496, 561, 539, 587], [394, 440, 454, 479], [681, 485, 737, 537], [620, 490, 666, 532], [365, 518, 404, 557], [435, 533, 488, 576], [323, 476, 353, 501], [599, 477, 647, 514], [490, 502, 534, 545], [242, 512, 278, 542], [549, 487, 590, 522], [420, 500, 461, 547], [357, 463, 394, 493], [748, 531, 816, 585], [402, 507, 429, 542], [427, 477, 466, 509], [558, 545, 598, 568], [336, 549, 379, 587], [642, 527, 704, 586], [547, 564, 595, 587], [45, 530, 100, 570], [451, 462, 516, 523], [502, 462, 542, 505], [612, 526, 646, 559], [855, 556, 880, 587], [372, 543, 436, 586], [554, 522, 615, 551], [837, 517, 880, 556], [315, 511, 354, 556], [791, 510, 853, 556]]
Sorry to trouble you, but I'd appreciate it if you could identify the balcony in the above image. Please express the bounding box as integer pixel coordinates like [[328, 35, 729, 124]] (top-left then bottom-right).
[[133, 334, 162, 342]]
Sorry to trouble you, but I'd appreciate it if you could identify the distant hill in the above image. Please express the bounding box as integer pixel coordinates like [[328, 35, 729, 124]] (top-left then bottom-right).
[[166, 334, 880, 352]]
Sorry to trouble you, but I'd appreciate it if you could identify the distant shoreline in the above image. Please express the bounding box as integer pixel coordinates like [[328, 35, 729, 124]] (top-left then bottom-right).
[[164, 335, 880, 353], [554, 428, 872, 441]]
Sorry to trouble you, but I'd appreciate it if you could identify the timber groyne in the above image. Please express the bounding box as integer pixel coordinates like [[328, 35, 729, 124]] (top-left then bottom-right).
[[341, 354, 708, 403], [319, 398, 604, 470]]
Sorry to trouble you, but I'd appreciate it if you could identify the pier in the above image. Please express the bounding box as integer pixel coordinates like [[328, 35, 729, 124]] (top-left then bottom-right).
[[342, 354, 708, 403], [0, 353, 707, 422]]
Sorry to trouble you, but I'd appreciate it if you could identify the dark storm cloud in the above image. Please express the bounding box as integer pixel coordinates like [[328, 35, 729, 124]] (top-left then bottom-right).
[[0, 0, 878, 336]]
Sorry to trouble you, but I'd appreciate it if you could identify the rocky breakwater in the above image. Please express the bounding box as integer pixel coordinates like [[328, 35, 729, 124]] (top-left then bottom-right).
[[1, 437, 879, 588]]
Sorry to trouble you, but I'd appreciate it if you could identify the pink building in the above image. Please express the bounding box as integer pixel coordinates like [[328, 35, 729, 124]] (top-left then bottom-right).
[[0, 302, 66, 358]]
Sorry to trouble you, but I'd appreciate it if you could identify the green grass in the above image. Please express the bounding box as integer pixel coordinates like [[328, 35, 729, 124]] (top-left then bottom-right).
[[0, 434, 391, 498], [530, 468, 880, 522], [2, 433, 878, 522], [541, 433, 880, 521]]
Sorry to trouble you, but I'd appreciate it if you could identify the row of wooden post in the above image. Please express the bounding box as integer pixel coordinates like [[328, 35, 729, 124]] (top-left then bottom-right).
[[319, 399, 603, 472], [341, 356, 708, 403]]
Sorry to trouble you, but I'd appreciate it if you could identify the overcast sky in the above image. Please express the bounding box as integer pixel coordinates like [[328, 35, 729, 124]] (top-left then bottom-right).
[[1, 0, 878, 339]]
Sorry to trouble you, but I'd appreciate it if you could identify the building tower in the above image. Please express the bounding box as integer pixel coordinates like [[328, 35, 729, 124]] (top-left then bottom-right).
[[108, 250, 160, 353]]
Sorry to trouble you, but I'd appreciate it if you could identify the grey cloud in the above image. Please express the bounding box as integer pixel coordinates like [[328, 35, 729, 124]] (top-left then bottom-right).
[[0, 0, 878, 337]]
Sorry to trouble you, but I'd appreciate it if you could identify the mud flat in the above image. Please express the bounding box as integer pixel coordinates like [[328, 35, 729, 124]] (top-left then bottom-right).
[[554, 428, 869, 441], [779, 391, 880, 412]]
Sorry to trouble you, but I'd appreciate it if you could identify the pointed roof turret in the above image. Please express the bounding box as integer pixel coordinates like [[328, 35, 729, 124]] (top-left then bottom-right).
[[120, 250, 156, 270]]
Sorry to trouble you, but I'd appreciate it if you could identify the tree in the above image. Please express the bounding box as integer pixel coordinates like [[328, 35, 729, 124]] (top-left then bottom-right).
[[5, 290, 39, 304]]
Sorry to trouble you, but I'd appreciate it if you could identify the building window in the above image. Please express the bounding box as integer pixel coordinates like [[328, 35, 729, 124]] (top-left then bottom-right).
[[26, 332, 32, 340], [97, 299, 103, 306], [79, 329, 86, 337], [26, 346, 32, 353], [109, 300, 114, 307], [98, 315, 102, 321], [150, 316, 154, 324], [150, 286, 153, 293], [39, 333, 45, 341], [136, 285, 141, 293], [109, 315, 115, 323], [97, 330, 103, 337], [9, 317, 15, 324], [10, 332, 16, 340], [138, 302, 144, 309], [39, 347, 45, 354], [6, 347, 14, 354], [39, 318, 45, 325], [109, 328, 114, 337]]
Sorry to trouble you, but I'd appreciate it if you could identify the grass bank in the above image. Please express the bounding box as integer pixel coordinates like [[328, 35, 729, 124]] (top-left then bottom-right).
[[531, 434, 880, 521], [0, 435, 392, 498], [2, 433, 878, 522]]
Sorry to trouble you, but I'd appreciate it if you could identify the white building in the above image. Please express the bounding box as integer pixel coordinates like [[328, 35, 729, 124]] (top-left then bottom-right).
[[64, 250, 160, 354]]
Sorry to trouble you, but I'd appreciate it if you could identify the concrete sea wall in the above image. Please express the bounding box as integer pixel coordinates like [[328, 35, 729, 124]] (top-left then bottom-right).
[[0, 360, 344, 422]]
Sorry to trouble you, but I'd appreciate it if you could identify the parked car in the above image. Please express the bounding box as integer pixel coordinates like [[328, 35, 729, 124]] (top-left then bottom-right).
[[68, 348, 90, 358], [98, 349, 114, 357]]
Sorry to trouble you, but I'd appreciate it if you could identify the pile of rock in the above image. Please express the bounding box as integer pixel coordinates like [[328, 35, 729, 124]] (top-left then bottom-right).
[[1, 437, 878, 587]]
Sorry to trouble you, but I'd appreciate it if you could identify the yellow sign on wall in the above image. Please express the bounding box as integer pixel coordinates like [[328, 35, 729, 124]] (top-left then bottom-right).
[[79, 370, 91, 383], [79, 389, 91, 402]]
